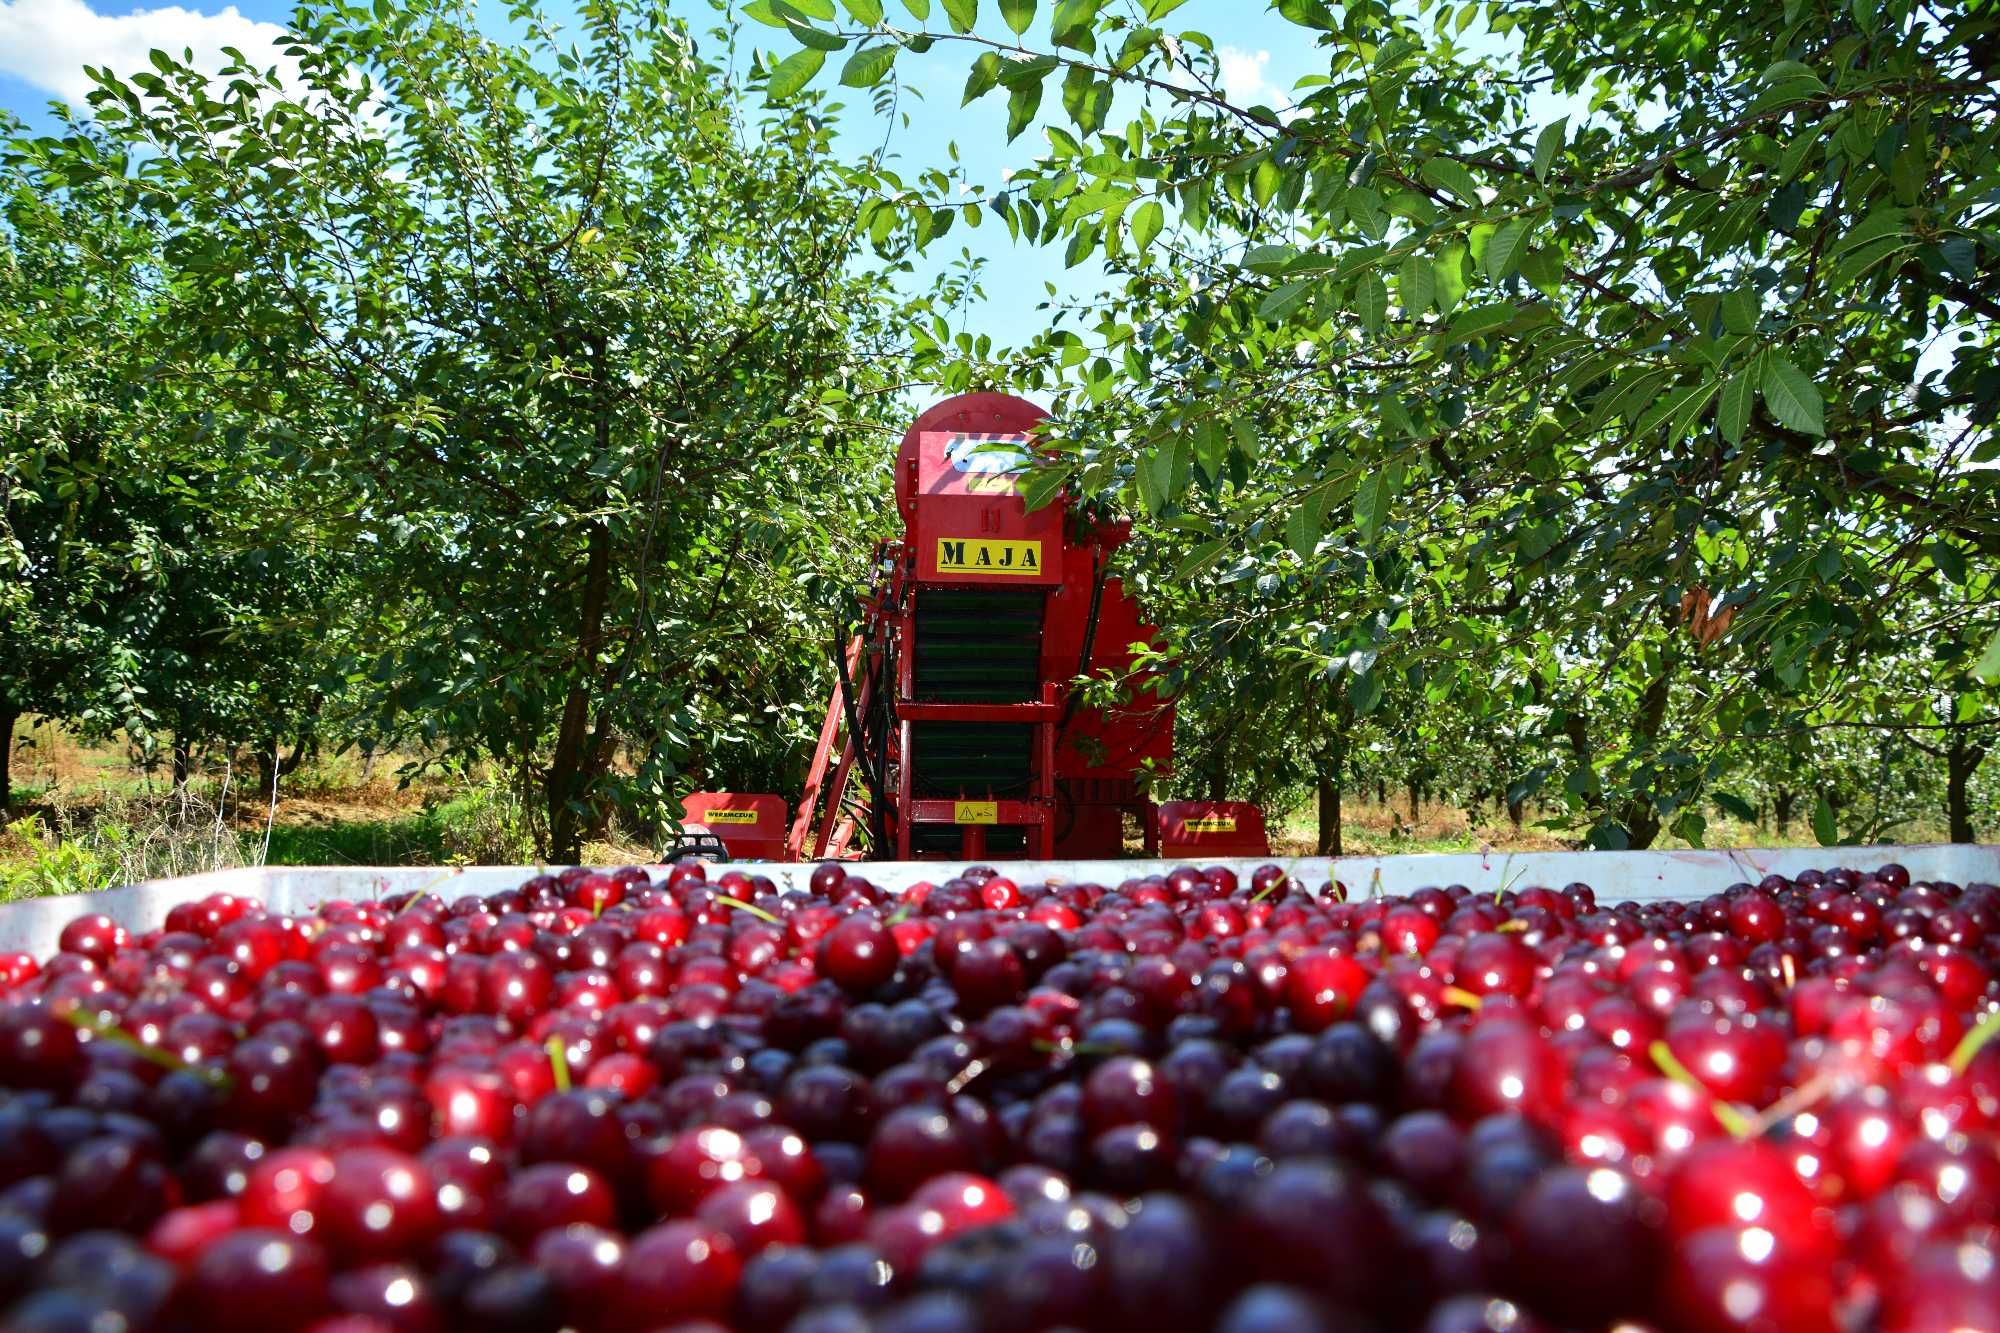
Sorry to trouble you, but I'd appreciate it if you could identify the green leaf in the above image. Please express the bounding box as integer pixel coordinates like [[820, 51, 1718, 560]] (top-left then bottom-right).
[[765, 46, 825, 101], [1419, 156, 1481, 203], [1191, 417, 1228, 481], [1712, 791, 1758, 822], [1719, 287, 1759, 335], [1345, 186, 1385, 238], [941, 0, 976, 31], [1349, 669, 1383, 716], [1397, 253, 1434, 315], [1532, 116, 1567, 181], [1257, 278, 1316, 324], [1432, 241, 1468, 314], [1718, 367, 1753, 445], [1482, 215, 1533, 280], [1130, 200, 1163, 250], [1518, 247, 1561, 297], [1051, 0, 1099, 49], [1060, 65, 1110, 134], [1019, 464, 1069, 512], [1356, 272, 1387, 334], [1143, 0, 1190, 16], [1444, 302, 1514, 343], [999, 0, 1035, 33], [1286, 499, 1323, 561], [840, 0, 884, 20], [1751, 76, 1823, 113], [1636, 380, 1718, 442], [779, 12, 848, 47], [963, 51, 1003, 103], [1373, 36, 1418, 69], [1931, 541, 1968, 586], [1761, 354, 1824, 435], [1277, 0, 1338, 27], [839, 43, 897, 86], [1811, 794, 1838, 847], [1005, 80, 1042, 141], [1975, 627, 2000, 684], [1355, 457, 1403, 546], [1175, 538, 1227, 579], [1378, 391, 1417, 437], [1138, 433, 1186, 515], [901, 0, 930, 15]]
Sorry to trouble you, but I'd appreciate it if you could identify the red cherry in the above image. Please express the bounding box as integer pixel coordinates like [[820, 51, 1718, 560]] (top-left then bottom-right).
[[613, 1222, 741, 1324]]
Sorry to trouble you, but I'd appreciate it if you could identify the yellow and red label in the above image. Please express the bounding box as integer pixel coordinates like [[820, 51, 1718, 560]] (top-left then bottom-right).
[[936, 538, 1042, 576], [953, 801, 998, 825], [702, 810, 760, 825], [1183, 816, 1238, 833]]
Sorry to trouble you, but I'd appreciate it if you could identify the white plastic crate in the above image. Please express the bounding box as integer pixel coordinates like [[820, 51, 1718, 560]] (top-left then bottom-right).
[[1, 844, 1994, 961]]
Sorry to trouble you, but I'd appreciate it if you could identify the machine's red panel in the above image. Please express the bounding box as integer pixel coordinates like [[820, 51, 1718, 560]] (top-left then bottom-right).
[[682, 792, 788, 860], [897, 394, 1063, 589], [1158, 801, 1271, 858], [909, 431, 1063, 586], [1044, 564, 1175, 781]]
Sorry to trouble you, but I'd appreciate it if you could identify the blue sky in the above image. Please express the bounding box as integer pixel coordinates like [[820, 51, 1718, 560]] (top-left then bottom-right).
[[0, 0, 1410, 352]]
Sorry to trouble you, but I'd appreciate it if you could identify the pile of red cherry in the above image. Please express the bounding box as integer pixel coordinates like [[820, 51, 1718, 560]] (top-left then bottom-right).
[[2, 858, 1998, 1331]]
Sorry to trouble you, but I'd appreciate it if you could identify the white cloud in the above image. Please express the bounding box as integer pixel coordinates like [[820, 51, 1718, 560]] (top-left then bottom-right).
[[0, 0, 289, 106], [1217, 46, 1291, 112]]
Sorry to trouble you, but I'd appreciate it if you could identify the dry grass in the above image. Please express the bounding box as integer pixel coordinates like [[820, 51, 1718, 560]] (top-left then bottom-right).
[[1270, 797, 1570, 856]]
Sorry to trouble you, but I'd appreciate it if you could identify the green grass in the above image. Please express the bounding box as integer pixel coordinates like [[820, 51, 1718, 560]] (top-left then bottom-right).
[[1, 774, 537, 899]]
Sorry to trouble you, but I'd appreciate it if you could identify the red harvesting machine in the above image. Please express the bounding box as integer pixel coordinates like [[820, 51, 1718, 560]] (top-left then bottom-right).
[[681, 393, 1268, 863]]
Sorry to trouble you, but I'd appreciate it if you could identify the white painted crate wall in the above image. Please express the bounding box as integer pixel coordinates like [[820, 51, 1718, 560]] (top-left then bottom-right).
[[0, 845, 1994, 960]]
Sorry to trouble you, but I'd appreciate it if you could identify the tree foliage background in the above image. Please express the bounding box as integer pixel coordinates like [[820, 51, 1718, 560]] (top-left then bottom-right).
[[771, 0, 1999, 849], [2, 0, 1996, 858]]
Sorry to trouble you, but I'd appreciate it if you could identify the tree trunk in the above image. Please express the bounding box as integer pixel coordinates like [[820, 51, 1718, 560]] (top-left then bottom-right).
[[548, 520, 613, 863], [256, 735, 312, 796], [1375, 778, 1387, 806], [1507, 795, 1524, 830], [1315, 734, 1346, 856], [1773, 788, 1795, 837], [1406, 778, 1420, 822], [0, 703, 17, 813], [172, 735, 192, 788], [1947, 727, 1989, 844]]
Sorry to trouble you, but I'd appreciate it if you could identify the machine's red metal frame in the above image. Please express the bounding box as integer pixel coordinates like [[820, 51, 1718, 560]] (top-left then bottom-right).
[[783, 393, 1176, 863]]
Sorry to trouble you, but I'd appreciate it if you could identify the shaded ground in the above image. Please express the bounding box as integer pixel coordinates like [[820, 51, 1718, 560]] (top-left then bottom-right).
[[7, 717, 1825, 896]]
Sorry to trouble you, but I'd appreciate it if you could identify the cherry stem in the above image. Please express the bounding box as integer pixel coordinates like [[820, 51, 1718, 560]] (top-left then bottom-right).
[[714, 894, 780, 925], [1648, 1039, 1755, 1139], [1743, 1071, 1838, 1139], [59, 1007, 233, 1091], [1948, 1006, 2000, 1074], [1250, 874, 1289, 904], [546, 1035, 573, 1093], [945, 1057, 989, 1095], [1441, 986, 1485, 1010]]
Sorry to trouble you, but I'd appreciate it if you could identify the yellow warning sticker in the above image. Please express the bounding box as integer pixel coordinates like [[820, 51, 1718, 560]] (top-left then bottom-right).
[[702, 810, 760, 825], [953, 801, 998, 825], [936, 538, 1042, 577], [1183, 816, 1238, 833]]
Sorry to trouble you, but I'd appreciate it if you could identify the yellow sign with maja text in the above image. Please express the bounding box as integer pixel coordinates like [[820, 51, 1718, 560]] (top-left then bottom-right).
[[953, 801, 998, 825], [1183, 816, 1238, 833], [936, 538, 1042, 577], [702, 810, 760, 825]]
